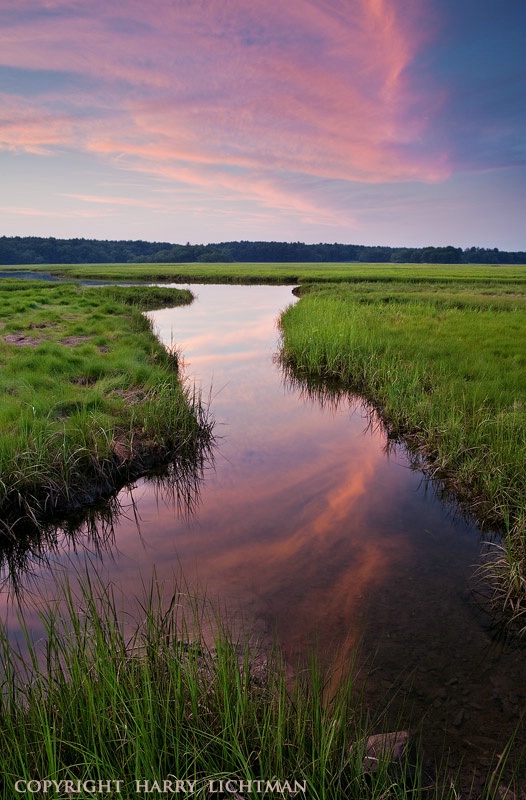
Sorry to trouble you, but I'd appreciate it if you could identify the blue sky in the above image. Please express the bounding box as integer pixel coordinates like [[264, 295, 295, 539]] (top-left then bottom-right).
[[0, 0, 524, 249]]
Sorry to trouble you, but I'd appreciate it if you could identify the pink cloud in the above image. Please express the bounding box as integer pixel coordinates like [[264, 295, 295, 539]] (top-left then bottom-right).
[[0, 0, 449, 221], [0, 95, 75, 154], [62, 193, 169, 210]]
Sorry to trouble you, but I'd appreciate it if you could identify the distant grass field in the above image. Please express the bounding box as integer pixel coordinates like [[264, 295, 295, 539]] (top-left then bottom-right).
[[0, 281, 213, 532], [279, 278, 526, 631], [2, 261, 526, 284]]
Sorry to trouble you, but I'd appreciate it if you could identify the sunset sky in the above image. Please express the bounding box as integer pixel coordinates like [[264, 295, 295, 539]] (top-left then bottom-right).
[[1, 0, 524, 249]]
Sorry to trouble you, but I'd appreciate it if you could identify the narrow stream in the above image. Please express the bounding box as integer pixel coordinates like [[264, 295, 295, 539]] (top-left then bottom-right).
[[1, 283, 525, 788]]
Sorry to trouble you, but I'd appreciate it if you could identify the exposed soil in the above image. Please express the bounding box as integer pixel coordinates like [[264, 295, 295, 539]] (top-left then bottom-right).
[[58, 335, 91, 346], [4, 333, 92, 347], [4, 333, 45, 347]]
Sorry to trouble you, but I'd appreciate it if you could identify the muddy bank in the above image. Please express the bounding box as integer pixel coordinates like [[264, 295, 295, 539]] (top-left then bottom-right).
[[1, 434, 195, 539]]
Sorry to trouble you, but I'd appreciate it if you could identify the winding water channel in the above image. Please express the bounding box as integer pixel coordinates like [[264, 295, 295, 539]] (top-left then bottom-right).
[[1, 282, 525, 787]]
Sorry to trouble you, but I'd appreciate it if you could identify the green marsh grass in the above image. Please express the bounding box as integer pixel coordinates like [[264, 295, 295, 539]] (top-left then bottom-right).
[[0, 281, 213, 532], [3, 261, 526, 285], [278, 281, 526, 631], [0, 573, 521, 799]]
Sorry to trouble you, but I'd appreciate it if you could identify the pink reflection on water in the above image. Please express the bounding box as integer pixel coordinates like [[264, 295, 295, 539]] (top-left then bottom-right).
[[0, 285, 464, 659]]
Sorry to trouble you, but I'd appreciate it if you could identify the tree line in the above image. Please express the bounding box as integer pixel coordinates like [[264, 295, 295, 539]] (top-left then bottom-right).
[[0, 236, 524, 265]]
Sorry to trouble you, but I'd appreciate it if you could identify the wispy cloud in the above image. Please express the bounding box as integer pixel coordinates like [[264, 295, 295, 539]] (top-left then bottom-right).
[[0, 0, 448, 221], [0, 204, 108, 219]]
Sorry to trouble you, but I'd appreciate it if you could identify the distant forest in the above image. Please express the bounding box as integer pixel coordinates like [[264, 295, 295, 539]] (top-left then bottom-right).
[[1, 236, 525, 265]]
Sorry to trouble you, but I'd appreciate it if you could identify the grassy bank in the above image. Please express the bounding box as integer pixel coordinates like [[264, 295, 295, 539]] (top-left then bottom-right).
[[278, 281, 526, 631], [0, 281, 213, 533], [0, 574, 522, 799], [2, 261, 526, 285]]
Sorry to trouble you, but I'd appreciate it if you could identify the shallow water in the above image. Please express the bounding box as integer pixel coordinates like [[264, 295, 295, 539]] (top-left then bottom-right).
[[1, 283, 524, 788]]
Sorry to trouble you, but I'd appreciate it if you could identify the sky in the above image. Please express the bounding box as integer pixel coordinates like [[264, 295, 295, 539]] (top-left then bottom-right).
[[0, 0, 524, 250]]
